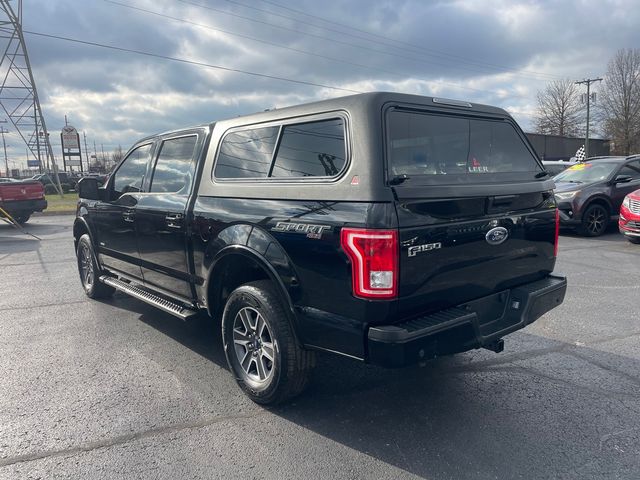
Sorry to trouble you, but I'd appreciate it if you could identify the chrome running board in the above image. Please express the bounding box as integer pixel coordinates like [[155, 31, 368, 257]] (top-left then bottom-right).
[[100, 275, 198, 320]]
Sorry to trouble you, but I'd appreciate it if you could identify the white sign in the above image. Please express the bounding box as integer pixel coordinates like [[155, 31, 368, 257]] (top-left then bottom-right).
[[66, 158, 81, 166], [61, 126, 79, 150]]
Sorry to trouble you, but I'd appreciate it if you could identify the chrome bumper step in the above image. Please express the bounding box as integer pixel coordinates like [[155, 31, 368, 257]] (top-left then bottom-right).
[[100, 275, 198, 320]]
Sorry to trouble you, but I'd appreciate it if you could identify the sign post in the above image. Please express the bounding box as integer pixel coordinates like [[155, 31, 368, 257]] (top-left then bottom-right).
[[60, 125, 83, 172]]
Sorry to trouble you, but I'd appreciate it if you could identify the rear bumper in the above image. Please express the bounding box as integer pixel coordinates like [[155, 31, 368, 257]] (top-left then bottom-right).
[[368, 275, 567, 367], [1, 198, 47, 215]]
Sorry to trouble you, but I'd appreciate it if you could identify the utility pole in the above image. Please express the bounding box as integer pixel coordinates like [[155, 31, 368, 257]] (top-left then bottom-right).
[[83, 131, 89, 173], [575, 78, 602, 159], [0, 1, 62, 194], [1, 127, 8, 177]]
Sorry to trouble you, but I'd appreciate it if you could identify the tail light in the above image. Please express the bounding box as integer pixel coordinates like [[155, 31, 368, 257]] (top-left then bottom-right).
[[340, 228, 398, 299], [554, 208, 560, 257]]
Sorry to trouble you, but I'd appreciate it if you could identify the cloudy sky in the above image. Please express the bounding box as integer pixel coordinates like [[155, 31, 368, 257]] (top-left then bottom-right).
[[2, 0, 639, 170]]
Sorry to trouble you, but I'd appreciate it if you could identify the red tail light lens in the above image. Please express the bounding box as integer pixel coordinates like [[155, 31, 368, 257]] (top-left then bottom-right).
[[340, 228, 398, 299], [554, 208, 560, 257]]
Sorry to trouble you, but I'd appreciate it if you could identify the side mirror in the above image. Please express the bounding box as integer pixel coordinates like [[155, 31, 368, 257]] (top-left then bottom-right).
[[77, 177, 101, 200], [614, 174, 633, 184]]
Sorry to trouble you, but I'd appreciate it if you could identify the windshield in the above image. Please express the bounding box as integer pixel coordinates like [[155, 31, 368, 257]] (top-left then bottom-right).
[[387, 110, 542, 183], [554, 162, 618, 183]]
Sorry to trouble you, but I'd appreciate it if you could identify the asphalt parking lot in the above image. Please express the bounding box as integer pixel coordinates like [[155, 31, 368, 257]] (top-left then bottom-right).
[[1, 215, 639, 479]]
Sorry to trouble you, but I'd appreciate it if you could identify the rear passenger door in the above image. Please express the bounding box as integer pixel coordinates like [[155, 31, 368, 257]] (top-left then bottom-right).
[[135, 132, 201, 300]]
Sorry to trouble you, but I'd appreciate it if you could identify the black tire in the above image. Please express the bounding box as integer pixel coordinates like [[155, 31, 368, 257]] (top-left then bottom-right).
[[14, 213, 30, 224], [626, 236, 640, 244], [580, 204, 609, 237], [76, 233, 115, 299], [222, 280, 314, 405]]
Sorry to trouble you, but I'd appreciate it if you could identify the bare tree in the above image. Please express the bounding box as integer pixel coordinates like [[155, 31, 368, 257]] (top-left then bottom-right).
[[598, 48, 640, 155], [110, 145, 124, 167], [534, 79, 584, 137]]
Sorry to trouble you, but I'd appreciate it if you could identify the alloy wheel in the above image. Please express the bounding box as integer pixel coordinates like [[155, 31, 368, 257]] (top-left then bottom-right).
[[586, 207, 607, 235], [232, 306, 275, 384], [79, 244, 94, 288]]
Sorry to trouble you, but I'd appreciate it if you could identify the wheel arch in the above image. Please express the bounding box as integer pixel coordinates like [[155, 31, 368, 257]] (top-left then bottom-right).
[[582, 196, 613, 217], [73, 217, 94, 251], [204, 246, 300, 340]]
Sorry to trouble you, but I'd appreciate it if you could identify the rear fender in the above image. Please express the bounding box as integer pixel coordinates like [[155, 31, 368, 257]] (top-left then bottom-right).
[[201, 224, 302, 337]]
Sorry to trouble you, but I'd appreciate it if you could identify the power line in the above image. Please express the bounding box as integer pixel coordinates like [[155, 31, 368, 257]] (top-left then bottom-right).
[[103, 1, 415, 82], [174, 0, 553, 85], [105, 0, 527, 99], [22, 30, 362, 94], [254, 0, 562, 81], [187, 0, 560, 82]]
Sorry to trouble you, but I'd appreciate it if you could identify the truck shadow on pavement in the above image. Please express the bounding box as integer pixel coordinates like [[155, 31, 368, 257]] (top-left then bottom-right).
[[0, 221, 72, 253], [127, 299, 640, 480]]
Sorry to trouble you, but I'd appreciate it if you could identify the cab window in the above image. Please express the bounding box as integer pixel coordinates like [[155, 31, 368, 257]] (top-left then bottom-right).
[[112, 144, 152, 197], [149, 136, 198, 194]]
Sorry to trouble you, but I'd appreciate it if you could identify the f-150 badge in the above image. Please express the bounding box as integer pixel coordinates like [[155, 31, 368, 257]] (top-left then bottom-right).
[[408, 242, 442, 257], [272, 221, 331, 239]]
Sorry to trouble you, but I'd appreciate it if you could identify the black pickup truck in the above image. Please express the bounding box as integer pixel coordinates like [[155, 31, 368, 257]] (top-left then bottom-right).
[[74, 92, 567, 404]]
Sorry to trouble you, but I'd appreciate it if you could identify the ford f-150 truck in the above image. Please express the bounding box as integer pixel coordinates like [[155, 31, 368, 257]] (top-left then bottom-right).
[[73, 92, 567, 404], [0, 179, 47, 223]]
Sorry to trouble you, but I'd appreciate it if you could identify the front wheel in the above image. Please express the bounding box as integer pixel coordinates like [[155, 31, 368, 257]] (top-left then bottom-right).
[[580, 204, 609, 237], [76, 234, 115, 299], [222, 280, 314, 405]]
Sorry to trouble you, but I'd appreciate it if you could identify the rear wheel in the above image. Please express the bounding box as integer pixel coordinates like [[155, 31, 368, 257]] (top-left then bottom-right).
[[13, 213, 30, 224], [76, 234, 115, 299], [580, 204, 609, 237], [222, 280, 314, 405]]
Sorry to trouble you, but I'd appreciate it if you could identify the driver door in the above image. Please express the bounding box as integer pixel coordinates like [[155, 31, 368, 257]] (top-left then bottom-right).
[[94, 142, 155, 280]]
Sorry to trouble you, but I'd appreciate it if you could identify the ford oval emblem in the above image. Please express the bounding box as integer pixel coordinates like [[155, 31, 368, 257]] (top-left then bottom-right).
[[486, 226, 508, 245]]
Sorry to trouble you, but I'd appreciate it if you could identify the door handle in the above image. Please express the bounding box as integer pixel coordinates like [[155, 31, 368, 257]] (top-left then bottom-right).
[[165, 213, 184, 229], [122, 210, 135, 222]]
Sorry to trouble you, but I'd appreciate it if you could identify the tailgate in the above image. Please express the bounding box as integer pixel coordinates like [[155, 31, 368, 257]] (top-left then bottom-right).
[[395, 191, 557, 318], [0, 181, 44, 201]]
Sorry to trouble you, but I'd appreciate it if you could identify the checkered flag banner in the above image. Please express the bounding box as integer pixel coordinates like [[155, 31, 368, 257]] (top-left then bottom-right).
[[575, 145, 586, 162]]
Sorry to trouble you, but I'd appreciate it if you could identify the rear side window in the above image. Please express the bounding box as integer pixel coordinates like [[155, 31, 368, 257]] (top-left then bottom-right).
[[387, 110, 541, 182], [214, 127, 278, 178], [150, 136, 198, 193], [271, 119, 345, 177], [214, 117, 346, 180], [112, 143, 152, 196]]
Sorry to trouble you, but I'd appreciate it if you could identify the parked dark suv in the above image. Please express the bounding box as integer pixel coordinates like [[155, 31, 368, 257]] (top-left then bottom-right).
[[553, 156, 640, 236], [74, 92, 566, 404]]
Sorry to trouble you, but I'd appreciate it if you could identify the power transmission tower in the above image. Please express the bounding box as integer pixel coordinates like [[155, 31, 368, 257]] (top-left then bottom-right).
[[575, 77, 602, 159], [0, 0, 62, 192]]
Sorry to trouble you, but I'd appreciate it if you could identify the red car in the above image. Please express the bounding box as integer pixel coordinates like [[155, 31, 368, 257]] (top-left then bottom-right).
[[0, 179, 47, 223], [619, 189, 640, 244]]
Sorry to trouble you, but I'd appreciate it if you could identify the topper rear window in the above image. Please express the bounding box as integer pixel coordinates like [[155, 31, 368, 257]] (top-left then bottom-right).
[[387, 110, 541, 184]]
